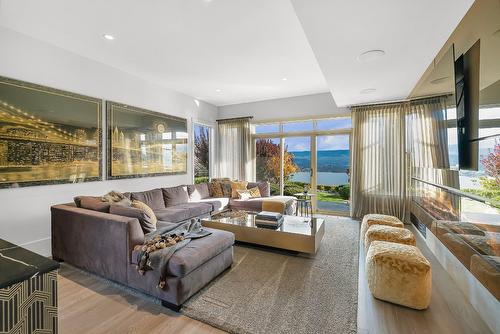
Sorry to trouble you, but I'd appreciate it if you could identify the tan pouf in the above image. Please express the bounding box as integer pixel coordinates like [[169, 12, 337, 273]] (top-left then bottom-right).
[[366, 241, 432, 310], [364, 225, 416, 251], [361, 214, 404, 238]]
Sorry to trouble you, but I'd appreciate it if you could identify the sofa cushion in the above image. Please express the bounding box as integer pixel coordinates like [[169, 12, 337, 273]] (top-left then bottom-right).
[[167, 227, 234, 277], [162, 186, 189, 207], [175, 202, 212, 218], [154, 207, 191, 223], [153, 203, 211, 223], [130, 189, 165, 210], [74, 196, 110, 212], [191, 197, 230, 213], [110, 204, 156, 234], [187, 183, 210, 200], [247, 181, 270, 197], [229, 197, 266, 212]]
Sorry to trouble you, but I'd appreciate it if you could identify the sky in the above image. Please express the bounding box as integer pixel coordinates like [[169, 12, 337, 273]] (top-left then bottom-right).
[[286, 135, 349, 152]]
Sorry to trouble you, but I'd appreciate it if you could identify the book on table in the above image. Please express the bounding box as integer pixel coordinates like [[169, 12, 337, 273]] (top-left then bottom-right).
[[255, 211, 283, 221], [255, 216, 284, 229]]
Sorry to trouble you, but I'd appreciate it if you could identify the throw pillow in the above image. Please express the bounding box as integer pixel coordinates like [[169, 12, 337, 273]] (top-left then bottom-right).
[[101, 190, 132, 207], [109, 204, 156, 234], [230, 180, 248, 199], [74, 196, 110, 212], [236, 189, 252, 200], [220, 181, 233, 198], [131, 200, 157, 227], [208, 181, 224, 198], [248, 186, 261, 198]]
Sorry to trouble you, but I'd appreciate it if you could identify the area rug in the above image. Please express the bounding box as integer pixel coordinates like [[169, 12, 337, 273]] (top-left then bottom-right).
[[183, 216, 360, 334]]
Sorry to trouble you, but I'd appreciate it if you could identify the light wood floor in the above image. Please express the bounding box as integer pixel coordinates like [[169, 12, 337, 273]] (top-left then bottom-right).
[[357, 224, 492, 334], [58, 217, 492, 334], [58, 266, 224, 334]]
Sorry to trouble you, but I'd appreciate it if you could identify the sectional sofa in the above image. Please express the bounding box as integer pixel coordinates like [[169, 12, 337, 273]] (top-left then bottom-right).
[[51, 181, 295, 310]]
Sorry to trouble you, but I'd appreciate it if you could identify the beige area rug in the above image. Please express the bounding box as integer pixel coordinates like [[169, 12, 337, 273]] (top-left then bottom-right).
[[183, 216, 360, 334]]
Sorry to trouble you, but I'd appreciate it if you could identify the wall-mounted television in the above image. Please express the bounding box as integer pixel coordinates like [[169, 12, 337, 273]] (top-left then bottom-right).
[[454, 39, 480, 170]]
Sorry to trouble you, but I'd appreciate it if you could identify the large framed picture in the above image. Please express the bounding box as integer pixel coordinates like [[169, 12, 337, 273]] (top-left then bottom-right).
[[0, 76, 102, 188], [107, 101, 188, 179]]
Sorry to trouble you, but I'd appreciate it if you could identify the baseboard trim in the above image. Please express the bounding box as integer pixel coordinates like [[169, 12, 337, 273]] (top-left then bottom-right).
[[18, 237, 51, 257]]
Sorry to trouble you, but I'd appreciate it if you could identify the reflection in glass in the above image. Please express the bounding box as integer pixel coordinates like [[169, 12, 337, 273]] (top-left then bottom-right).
[[0, 76, 101, 188], [194, 124, 210, 184], [107, 102, 187, 178]]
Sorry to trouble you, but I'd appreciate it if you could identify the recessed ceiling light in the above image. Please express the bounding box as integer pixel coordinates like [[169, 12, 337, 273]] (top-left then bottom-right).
[[282, 77, 288, 81], [357, 50, 386, 63], [215, 89, 221, 93], [360, 88, 376, 94], [430, 76, 450, 85], [102, 34, 115, 40]]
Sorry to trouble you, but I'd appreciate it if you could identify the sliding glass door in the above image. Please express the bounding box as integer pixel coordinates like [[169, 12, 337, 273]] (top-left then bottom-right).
[[284, 137, 311, 196], [315, 135, 350, 213], [253, 118, 351, 215]]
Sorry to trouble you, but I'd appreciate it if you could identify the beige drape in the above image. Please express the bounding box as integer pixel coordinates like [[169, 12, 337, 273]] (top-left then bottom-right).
[[351, 96, 453, 220], [350, 103, 408, 220], [216, 117, 254, 181]]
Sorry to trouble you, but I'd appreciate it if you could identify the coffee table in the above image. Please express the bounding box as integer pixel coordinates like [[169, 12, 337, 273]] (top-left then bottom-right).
[[201, 213, 325, 254]]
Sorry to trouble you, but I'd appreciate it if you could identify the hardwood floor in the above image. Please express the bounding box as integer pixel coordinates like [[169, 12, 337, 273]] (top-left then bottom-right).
[[57, 217, 492, 334], [58, 265, 224, 334], [357, 224, 492, 334]]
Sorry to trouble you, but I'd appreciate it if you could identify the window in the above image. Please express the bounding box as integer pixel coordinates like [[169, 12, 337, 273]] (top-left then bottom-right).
[[253, 116, 353, 214], [282, 121, 313, 132], [255, 123, 279, 134], [316, 118, 352, 131], [193, 124, 211, 184], [255, 138, 281, 195]]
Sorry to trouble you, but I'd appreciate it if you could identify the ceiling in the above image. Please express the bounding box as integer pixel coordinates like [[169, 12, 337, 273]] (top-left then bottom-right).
[[0, 0, 328, 106], [291, 0, 474, 106], [0, 0, 475, 107]]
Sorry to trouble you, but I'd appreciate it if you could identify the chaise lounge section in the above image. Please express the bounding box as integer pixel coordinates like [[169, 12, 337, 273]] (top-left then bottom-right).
[[51, 180, 295, 310]]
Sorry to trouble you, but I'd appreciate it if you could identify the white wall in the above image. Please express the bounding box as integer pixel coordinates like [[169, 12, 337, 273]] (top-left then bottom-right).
[[0, 27, 218, 256], [218, 92, 349, 121]]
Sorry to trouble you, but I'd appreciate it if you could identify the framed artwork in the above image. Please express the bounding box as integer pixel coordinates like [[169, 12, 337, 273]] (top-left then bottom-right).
[[107, 101, 188, 179], [0, 76, 102, 188]]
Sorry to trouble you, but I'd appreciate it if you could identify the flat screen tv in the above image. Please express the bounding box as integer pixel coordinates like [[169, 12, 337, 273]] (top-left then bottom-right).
[[454, 40, 480, 170]]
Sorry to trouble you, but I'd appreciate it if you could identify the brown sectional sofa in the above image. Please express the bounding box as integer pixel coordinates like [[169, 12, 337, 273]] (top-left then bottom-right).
[[51, 181, 294, 310]]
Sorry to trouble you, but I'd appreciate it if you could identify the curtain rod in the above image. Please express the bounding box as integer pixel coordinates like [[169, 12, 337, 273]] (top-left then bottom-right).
[[216, 116, 254, 122], [348, 93, 452, 109]]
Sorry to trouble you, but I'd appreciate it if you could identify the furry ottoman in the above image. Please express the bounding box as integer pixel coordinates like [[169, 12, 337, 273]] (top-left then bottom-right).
[[364, 225, 416, 251], [361, 214, 404, 238], [366, 241, 432, 310]]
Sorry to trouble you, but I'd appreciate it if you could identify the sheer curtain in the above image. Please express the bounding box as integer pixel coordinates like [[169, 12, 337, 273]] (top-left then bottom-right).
[[216, 117, 254, 181], [350, 103, 408, 220]]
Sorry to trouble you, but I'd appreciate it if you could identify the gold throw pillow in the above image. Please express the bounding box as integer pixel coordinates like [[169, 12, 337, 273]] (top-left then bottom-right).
[[131, 200, 157, 226], [230, 181, 248, 199], [248, 186, 261, 198]]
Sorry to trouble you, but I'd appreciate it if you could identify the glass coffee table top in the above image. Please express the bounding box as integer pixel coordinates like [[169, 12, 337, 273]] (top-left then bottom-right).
[[204, 211, 323, 236]]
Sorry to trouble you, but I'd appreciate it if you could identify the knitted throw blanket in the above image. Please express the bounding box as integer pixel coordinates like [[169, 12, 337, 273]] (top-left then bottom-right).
[[134, 219, 212, 289]]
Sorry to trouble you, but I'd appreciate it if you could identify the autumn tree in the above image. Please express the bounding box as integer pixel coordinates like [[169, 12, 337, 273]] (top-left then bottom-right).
[[255, 138, 298, 183], [480, 141, 500, 189]]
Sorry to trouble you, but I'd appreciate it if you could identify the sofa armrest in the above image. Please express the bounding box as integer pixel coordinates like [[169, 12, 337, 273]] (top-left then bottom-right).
[[51, 204, 144, 284]]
